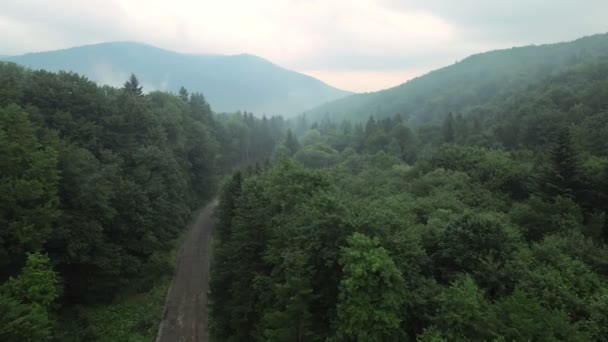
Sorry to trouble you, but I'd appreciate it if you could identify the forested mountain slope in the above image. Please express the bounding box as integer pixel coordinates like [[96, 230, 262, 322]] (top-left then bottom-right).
[[0, 62, 284, 340], [2, 42, 352, 116], [210, 42, 608, 340], [304, 33, 608, 125]]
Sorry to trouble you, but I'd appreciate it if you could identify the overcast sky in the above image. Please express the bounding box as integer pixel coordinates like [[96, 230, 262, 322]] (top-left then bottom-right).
[[1, 0, 607, 92]]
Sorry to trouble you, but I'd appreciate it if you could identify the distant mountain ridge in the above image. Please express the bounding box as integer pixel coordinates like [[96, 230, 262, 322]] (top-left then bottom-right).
[[2, 42, 352, 116], [304, 33, 608, 125]]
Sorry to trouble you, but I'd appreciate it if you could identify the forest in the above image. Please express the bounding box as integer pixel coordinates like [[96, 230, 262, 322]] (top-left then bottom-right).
[[209, 56, 608, 339], [0, 63, 284, 340], [2, 33, 608, 341]]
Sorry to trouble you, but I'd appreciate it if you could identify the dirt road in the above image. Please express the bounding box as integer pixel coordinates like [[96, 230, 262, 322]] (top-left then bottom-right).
[[156, 201, 217, 342]]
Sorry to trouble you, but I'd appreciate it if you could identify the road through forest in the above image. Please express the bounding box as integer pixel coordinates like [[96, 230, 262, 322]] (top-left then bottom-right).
[[156, 201, 217, 342]]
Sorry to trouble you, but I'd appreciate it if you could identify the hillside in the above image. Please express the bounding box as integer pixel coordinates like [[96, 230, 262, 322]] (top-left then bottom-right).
[[304, 33, 608, 124], [2, 42, 351, 116], [210, 41, 608, 341]]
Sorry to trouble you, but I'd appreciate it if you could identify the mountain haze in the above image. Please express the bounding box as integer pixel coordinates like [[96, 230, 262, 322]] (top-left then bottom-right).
[[2, 42, 352, 116], [304, 33, 608, 125]]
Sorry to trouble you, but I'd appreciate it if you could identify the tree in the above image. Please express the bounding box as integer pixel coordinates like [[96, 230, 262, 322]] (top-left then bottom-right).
[[3, 253, 59, 308], [391, 123, 417, 163], [123, 73, 143, 96], [189, 92, 212, 123], [0, 105, 59, 276], [333, 233, 405, 341], [364, 116, 378, 138], [285, 129, 301, 155], [509, 196, 583, 241], [0, 293, 53, 341], [294, 144, 339, 169], [209, 177, 271, 340], [435, 212, 517, 295], [178, 86, 189, 102], [300, 129, 322, 146], [486, 289, 592, 340], [433, 275, 489, 340], [0, 253, 60, 341], [540, 127, 586, 203], [215, 171, 242, 242], [442, 112, 455, 143], [455, 113, 468, 142]]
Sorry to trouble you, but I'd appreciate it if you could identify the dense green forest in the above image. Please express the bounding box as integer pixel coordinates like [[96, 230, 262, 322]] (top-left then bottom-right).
[[0, 62, 284, 340], [210, 55, 608, 339], [3, 32, 608, 341]]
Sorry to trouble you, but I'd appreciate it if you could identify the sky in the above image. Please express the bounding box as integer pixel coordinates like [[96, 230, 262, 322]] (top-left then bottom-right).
[[1, 0, 607, 92]]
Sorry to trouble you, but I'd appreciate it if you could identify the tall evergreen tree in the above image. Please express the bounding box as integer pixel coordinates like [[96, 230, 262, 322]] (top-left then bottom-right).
[[178, 86, 189, 102], [123, 73, 143, 96], [442, 112, 456, 143], [540, 127, 586, 202], [285, 129, 301, 155], [364, 116, 378, 138], [455, 113, 469, 142]]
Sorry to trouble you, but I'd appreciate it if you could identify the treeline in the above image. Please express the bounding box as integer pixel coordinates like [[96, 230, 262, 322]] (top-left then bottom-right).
[[0, 62, 284, 340], [210, 59, 608, 340]]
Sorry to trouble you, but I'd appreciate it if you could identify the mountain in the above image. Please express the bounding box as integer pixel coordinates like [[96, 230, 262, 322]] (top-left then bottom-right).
[[304, 33, 608, 125], [2, 42, 352, 116]]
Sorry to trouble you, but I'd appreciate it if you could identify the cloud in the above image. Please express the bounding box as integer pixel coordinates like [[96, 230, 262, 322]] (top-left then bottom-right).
[[1, 0, 607, 91], [381, 0, 608, 42]]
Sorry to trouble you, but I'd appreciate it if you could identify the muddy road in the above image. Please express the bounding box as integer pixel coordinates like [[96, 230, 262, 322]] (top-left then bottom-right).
[[156, 201, 217, 342]]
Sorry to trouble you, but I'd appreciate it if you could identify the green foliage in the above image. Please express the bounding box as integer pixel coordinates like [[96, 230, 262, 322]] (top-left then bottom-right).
[[433, 275, 489, 340], [123, 73, 143, 96], [6, 32, 608, 341], [0, 64, 284, 339], [441, 112, 455, 143], [294, 144, 339, 168], [420, 144, 531, 197], [57, 280, 170, 342], [333, 233, 405, 341], [285, 128, 301, 155], [212, 65, 608, 339], [434, 212, 518, 295], [0, 296, 52, 342], [487, 289, 592, 341], [0, 105, 59, 275], [540, 127, 587, 202], [509, 196, 584, 241], [0, 253, 59, 342], [3, 253, 60, 307]]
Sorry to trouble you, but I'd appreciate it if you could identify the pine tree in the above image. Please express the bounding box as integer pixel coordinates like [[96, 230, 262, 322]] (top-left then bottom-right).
[[178, 86, 189, 102], [442, 112, 455, 143], [285, 129, 300, 155], [455, 113, 469, 142], [123, 73, 143, 96], [540, 128, 586, 202], [364, 116, 377, 138]]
